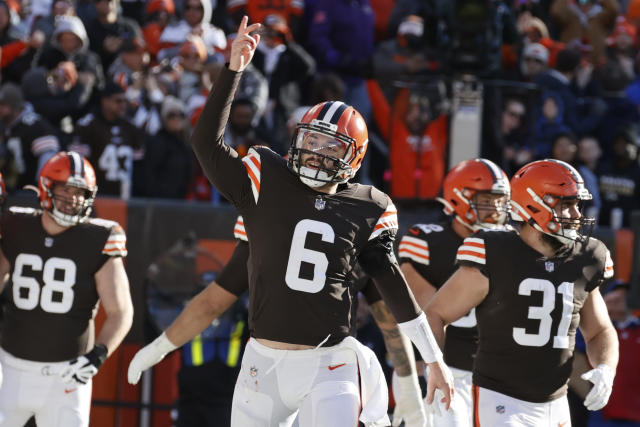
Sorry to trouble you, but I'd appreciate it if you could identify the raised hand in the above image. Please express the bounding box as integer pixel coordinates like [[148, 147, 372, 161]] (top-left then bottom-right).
[[229, 16, 261, 73]]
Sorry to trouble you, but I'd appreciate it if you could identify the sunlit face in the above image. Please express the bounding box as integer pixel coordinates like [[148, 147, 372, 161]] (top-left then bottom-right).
[[474, 192, 509, 225], [299, 131, 347, 171], [553, 198, 582, 230], [52, 184, 86, 215]]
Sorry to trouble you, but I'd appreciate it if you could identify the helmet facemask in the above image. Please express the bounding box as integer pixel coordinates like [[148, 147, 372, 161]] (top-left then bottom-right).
[[512, 186, 595, 245], [43, 178, 96, 227], [468, 190, 511, 230], [288, 122, 356, 188]]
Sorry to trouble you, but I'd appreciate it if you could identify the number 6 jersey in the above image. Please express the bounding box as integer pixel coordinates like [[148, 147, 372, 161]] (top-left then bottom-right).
[[0, 207, 127, 362], [457, 229, 614, 402]]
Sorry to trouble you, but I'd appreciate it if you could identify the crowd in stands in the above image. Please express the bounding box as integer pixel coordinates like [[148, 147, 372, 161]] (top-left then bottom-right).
[[1, 0, 640, 229]]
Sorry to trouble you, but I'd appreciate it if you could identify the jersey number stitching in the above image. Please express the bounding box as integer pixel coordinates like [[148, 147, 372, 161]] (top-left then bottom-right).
[[12, 254, 77, 314], [285, 219, 335, 293], [512, 278, 574, 348]]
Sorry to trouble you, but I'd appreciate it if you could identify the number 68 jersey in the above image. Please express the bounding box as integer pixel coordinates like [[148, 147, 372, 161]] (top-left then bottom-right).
[[457, 229, 614, 402], [0, 207, 127, 362]]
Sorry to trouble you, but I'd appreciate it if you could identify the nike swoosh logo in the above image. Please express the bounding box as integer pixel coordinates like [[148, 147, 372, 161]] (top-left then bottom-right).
[[64, 388, 77, 394], [409, 228, 420, 235], [328, 363, 346, 371]]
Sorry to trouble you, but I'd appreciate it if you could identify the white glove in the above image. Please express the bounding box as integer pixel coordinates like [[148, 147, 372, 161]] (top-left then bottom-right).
[[581, 364, 615, 411], [391, 371, 427, 427], [60, 344, 108, 385], [128, 332, 177, 385]]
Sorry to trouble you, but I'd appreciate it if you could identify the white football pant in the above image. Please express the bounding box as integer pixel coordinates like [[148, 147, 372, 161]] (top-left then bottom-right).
[[231, 338, 361, 427], [472, 385, 571, 427], [0, 348, 91, 427]]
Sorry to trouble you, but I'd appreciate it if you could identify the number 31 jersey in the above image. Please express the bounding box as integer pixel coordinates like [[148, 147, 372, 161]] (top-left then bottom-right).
[[457, 229, 614, 402], [0, 207, 127, 362]]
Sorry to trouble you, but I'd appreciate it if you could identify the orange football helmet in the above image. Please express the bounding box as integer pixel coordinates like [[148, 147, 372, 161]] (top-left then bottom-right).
[[438, 158, 511, 231], [39, 151, 97, 227], [510, 159, 594, 244], [288, 101, 368, 188]]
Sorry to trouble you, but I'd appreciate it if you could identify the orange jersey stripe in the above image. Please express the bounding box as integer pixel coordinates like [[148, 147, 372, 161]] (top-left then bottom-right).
[[399, 248, 430, 260], [380, 210, 397, 218], [464, 241, 485, 249], [243, 162, 260, 193], [457, 250, 486, 259], [399, 240, 427, 250]]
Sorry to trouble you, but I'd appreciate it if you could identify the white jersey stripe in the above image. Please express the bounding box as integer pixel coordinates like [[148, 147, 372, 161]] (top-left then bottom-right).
[[457, 254, 486, 264], [400, 235, 428, 248], [398, 243, 429, 258], [398, 251, 430, 266]]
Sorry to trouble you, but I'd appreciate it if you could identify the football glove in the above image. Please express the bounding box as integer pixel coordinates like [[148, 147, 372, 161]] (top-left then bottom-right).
[[391, 371, 427, 427], [128, 332, 177, 385], [581, 364, 615, 411], [60, 344, 108, 385]]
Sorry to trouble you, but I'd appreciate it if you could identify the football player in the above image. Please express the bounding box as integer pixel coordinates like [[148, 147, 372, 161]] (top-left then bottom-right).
[[128, 17, 453, 426], [0, 152, 134, 426], [426, 159, 619, 426], [130, 216, 428, 425], [398, 158, 510, 426]]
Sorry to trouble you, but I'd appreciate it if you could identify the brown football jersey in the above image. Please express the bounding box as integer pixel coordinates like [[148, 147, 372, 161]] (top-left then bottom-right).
[[457, 229, 614, 402], [398, 221, 477, 371], [0, 207, 127, 362], [209, 147, 397, 347]]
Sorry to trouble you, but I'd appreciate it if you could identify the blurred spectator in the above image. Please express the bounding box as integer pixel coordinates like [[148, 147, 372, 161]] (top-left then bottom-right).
[[606, 16, 637, 81], [578, 134, 603, 172], [533, 48, 583, 133], [158, 0, 226, 61], [31, 0, 75, 41], [142, 96, 193, 199], [374, 15, 438, 100], [225, 98, 268, 157], [21, 63, 95, 131], [520, 15, 565, 68], [550, 0, 619, 65], [386, 0, 440, 48], [368, 80, 447, 199], [586, 281, 640, 427], [108, 37, 149, 92], [500, 97, 533, 175], [307, 0, 375, 121], [141, 0, 175, 62], [550, 131, 602, 216], [227, 0, 303, 38], [0, 82, 60, 190], [85, 0, 142, 71], [0, 1, 46, 84], [176, 36, 207, 104], [594, 60, 639, 154], [624, 51, 640, 107], [35, 15, 105, 98], [252, 13, 315, 149], [532, 91, 571, 158], [597, 125, 640, 228], [520, 42, 550, 80], [69, 82, 145, 197]]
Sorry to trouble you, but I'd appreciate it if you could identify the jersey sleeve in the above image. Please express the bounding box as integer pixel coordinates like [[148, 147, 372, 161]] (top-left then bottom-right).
[[587, 240, 615, 291], [368, 201, 398, 241], [233, 216, 247, 241], [455, 235, 488, 276], [216, 240, 250, 296], [189, 66, 256, 209], [398, 226, 430, 267], [102, 223, 128, 257]]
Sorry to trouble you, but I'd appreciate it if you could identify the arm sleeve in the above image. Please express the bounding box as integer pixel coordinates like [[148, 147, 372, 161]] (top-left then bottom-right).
[[358, 231, 421, 323], [189, 66, 254, 208], [216, 240, 250, 296]]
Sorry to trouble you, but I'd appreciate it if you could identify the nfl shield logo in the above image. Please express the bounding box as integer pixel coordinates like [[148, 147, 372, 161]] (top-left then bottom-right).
[[315, 196, 326, 211], [496, 405, 505, 414], [249, 366, 258, 377], [545, 261, 555, 272], [44, 237, 54, 247]]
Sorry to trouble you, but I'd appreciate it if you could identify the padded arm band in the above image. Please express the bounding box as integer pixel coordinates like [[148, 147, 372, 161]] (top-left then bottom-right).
[[397, 312, 443, 364]]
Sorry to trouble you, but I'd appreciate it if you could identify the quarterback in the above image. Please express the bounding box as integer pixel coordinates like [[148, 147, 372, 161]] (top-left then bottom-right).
[[129, 17, 453, 427]]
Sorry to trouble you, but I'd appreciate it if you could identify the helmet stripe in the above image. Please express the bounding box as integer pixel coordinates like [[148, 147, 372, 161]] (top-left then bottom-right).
[[68, 151, 84, 178], [321, 102, 348, 124], [546, 159, 583, 183], [478, 158, 502, 180]]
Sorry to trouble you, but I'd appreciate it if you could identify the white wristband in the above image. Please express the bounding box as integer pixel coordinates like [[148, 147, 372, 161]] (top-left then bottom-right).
[[397, 312, 443, 364], [154, 332, 178, 354]]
